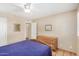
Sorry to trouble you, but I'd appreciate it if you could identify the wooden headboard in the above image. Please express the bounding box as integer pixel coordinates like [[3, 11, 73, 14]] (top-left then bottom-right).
[[37, 35, 58, 51]]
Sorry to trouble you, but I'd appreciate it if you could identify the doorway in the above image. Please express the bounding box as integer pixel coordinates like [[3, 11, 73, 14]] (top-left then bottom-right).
[[26, 23, 31, 39], [26, 22, 37, 39], [0, 17, 7, 46]]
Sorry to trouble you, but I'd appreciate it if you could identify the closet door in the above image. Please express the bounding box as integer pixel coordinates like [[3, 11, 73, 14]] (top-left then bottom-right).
[[0, 17, 7, 46]]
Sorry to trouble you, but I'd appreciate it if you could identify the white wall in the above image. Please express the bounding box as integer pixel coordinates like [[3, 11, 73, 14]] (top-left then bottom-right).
[[0, 12, 38, 45], [77, 7, 79, 55], [0, 12, 27, 44], [34, 10, 77, 52], [77, 8, 79, 36], [7, 14, 26, 44], [77, 37, 79, 55]]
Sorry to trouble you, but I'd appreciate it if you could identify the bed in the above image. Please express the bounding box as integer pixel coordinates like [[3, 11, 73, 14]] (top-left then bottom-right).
[[37, 35, 58, 51], [0, 40, 52, 56]]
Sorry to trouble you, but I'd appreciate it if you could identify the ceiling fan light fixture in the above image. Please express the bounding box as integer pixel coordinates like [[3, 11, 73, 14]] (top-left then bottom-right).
[[24, 3, 31, 13]]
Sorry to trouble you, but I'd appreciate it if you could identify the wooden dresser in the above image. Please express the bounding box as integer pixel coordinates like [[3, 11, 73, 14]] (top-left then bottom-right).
[[37, 35, 58, 51]]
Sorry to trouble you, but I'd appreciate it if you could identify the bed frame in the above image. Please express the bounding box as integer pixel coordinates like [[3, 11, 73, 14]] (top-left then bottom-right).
[[36, 35, 58, 51]]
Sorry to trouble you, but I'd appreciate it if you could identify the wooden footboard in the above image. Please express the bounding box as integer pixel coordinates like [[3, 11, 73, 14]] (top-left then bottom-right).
[[37, 35, 58, 51]]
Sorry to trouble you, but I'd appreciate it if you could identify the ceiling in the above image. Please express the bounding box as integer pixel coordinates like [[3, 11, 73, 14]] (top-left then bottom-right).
[[0, 3, 78, 20]]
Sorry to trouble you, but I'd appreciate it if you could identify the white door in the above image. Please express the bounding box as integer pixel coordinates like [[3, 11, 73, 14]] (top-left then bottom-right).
[[31, 22, 37, 39], [26, 23, 31, 39], [0, 17, 7, 46]]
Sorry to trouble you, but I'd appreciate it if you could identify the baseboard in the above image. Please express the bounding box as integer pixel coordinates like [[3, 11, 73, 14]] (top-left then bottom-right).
[[58, 48, 77, 55]]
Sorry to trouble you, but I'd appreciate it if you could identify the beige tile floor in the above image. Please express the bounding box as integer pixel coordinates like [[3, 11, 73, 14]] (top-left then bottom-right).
[[52, 49, 77, 56]]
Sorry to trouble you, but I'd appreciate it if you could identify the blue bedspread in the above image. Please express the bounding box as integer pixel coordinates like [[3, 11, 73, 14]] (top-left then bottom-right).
[[0, 40, 52, 56]]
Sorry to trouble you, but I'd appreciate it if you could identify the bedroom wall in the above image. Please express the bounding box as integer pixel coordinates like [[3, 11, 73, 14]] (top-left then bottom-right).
[[0, 12, 26, 44], [7, 14, 27, 44], [34, 10, 77, 52], [77, 37, 79, 55], [77, 7, 79, 55]]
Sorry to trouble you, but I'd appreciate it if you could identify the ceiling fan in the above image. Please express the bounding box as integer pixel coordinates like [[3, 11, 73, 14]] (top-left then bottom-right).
[[15, 3, 32, 13], [24, 3, 31, 13]]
